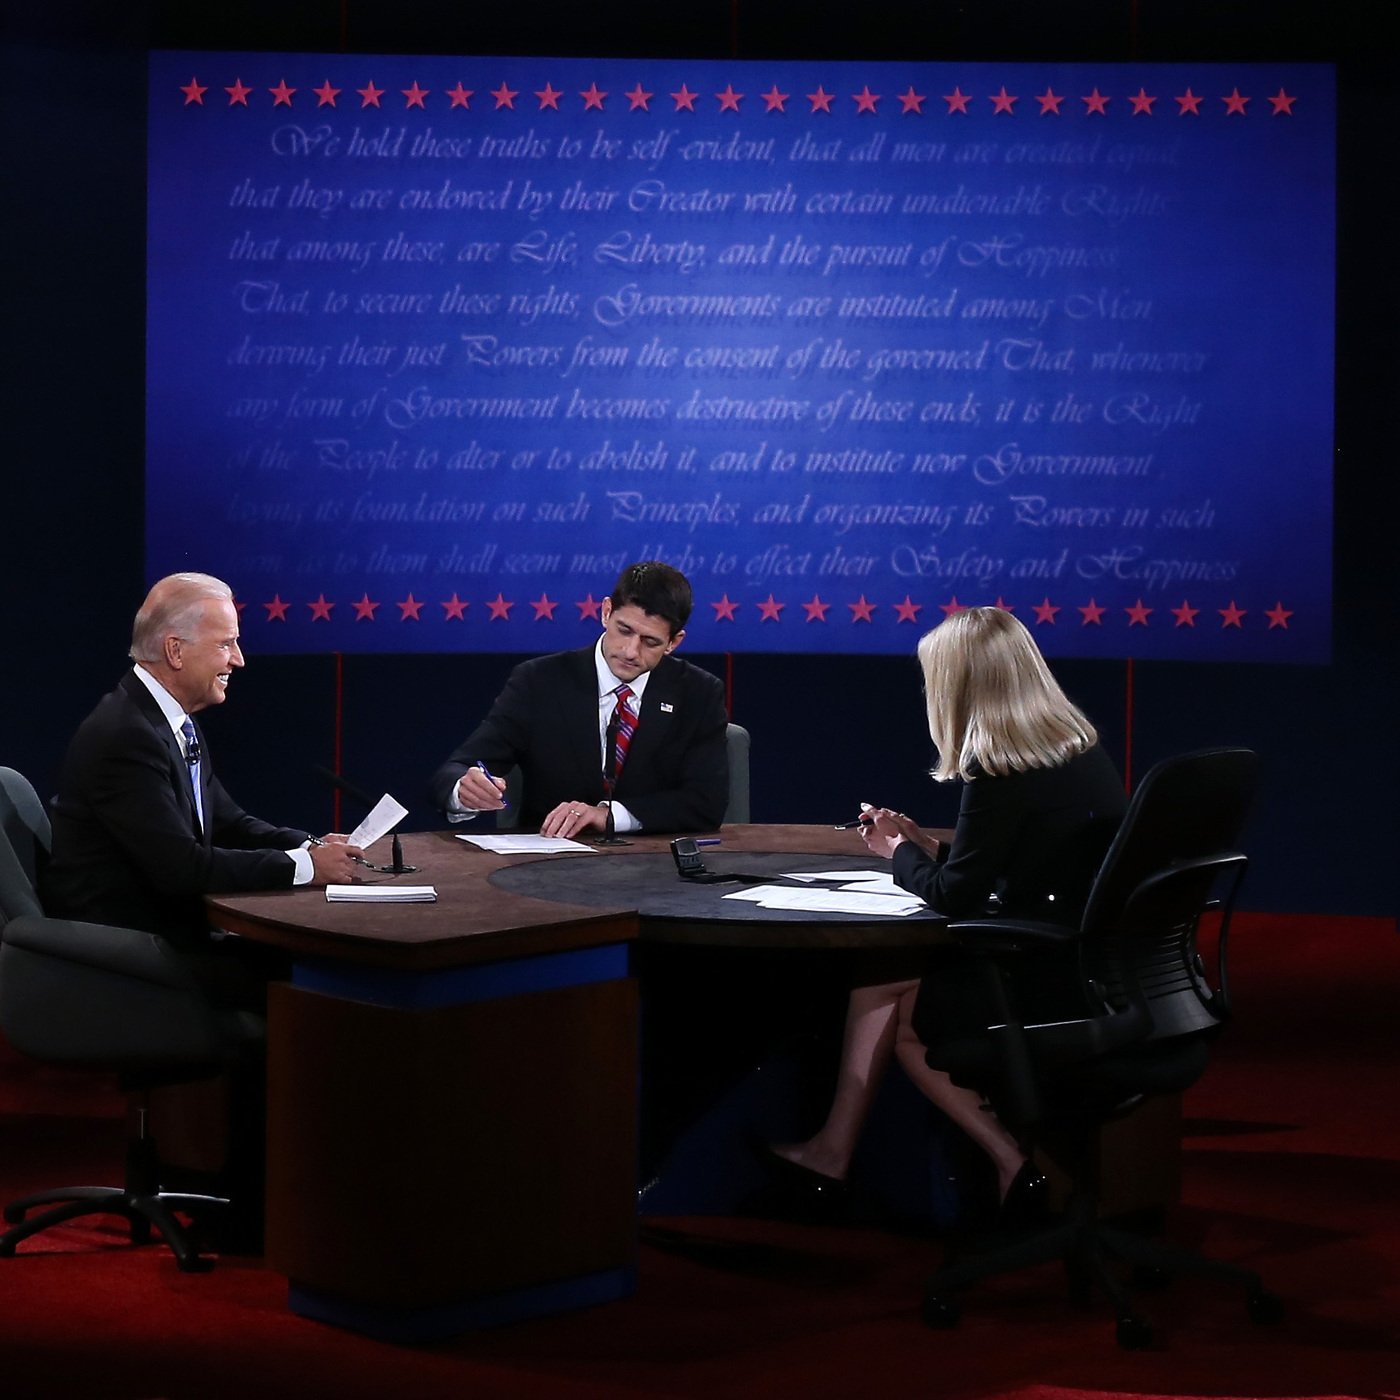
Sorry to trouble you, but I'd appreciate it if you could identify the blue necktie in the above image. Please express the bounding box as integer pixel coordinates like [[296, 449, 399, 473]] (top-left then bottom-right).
[[180, 719, 205, 832]]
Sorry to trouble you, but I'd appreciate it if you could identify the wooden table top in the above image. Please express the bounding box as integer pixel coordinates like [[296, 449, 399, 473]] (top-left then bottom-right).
[[206, 824, 953, 971]]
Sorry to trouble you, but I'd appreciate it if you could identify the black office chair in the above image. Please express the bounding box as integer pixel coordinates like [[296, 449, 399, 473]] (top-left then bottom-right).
[[918, 748, 1282, 1349], [0, 766, 261, 1271]]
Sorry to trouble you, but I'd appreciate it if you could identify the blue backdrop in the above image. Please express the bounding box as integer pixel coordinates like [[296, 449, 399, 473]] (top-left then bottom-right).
[[148, 54, 1334, 660]]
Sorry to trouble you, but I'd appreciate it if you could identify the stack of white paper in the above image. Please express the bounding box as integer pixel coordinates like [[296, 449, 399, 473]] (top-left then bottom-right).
[[722, 885, 925, 917], [456, 834, 597, 854], [326, 885, 437, 903]]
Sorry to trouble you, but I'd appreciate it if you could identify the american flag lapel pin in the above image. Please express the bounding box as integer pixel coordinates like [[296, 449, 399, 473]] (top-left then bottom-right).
[[660, 702, 674, 713]]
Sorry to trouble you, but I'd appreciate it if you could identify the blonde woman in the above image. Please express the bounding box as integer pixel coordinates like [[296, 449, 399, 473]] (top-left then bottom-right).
[[766, 607, 1126, 1219]]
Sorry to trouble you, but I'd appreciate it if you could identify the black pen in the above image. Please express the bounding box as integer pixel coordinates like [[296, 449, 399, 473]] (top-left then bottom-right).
[[834, 806, 875, 831]]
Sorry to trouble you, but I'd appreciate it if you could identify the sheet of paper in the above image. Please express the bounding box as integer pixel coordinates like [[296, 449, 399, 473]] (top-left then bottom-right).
[[724, 885, 924, 917], [326, 885, 436, 903], [838, 876, 904, 895], [345, 794, 409, 850], [456, 833, 597, 854], [781, 869, 892, 885]]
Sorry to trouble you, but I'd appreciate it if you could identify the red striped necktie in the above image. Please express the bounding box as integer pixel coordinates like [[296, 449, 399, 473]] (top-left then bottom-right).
[[612, 684, 637, 778]]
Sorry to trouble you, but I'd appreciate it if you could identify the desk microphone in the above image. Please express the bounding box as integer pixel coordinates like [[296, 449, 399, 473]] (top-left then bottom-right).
[[310, 765, 419, 873]]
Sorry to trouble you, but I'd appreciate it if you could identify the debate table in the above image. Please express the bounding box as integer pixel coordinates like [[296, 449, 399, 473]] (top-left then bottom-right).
[[206, 824, 951, 1341]]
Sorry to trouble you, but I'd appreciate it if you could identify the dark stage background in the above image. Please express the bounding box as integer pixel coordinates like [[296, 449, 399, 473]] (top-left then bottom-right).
[[0, 1, 1394, 917]]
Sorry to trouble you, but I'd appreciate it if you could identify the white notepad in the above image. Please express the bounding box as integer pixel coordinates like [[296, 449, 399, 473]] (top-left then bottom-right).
[[456, 834, 597, 854], [722, 885, 924, 917], [326, 885, 437, 903]]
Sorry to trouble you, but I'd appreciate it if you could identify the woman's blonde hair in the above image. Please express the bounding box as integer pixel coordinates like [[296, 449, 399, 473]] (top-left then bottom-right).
[[918, 606, 1097, 781]]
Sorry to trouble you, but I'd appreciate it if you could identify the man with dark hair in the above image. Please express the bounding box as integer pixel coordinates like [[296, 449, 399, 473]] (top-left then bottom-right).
[[430, 562, 728, 836]]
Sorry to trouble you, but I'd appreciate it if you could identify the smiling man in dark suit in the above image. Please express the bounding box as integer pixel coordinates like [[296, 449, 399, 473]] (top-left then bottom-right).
[[43, 572, 361, 949], [431, 561, 728, 838]]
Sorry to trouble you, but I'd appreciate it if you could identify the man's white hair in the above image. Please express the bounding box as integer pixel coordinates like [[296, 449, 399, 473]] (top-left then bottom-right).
[[129, 573, 233, 664]]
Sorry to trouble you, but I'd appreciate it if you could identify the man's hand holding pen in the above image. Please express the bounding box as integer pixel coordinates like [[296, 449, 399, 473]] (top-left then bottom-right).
[[307, 833, 365, 885], [456, 763, 509, 811]]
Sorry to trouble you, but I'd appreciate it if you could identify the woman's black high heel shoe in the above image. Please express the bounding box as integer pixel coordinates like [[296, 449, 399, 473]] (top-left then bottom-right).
[[751, 1140, 850, 1218], [1000, 1161, 1049, 1226]]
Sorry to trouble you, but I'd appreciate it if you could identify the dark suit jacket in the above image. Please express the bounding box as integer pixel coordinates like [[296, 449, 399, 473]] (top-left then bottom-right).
[[892, 742, 1127, 926], [430, 646, 729, 833], [42, 671, 311, 947]]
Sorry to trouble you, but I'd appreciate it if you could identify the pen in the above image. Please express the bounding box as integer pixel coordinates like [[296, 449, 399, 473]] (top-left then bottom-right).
[[833, 816, 874, 830], [476, 762, 510, 807]]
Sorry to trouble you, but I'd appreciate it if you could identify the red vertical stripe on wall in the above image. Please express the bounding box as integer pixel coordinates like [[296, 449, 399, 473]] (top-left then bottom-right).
[[1124, 656, 1134, 793]]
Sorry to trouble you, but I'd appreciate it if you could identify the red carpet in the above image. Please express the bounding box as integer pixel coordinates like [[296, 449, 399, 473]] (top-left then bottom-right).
[[1, 913, 1397, 1400]]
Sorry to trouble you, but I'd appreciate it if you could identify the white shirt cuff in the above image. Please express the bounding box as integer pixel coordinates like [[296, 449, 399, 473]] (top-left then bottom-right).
[[289, 845, 314, 885], [609, 801, 640, 834]]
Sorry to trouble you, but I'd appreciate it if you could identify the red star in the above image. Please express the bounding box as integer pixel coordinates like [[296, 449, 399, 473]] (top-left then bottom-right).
[[852, 86, 880, 114], [397, 594, 424, 621], [1267, 88, 1296, 116], [1082, 88, 1110, 115], [989, 86, 1017, 115], [1265, 602, 1293, 629], [893, 596, 922, 623], [939, 596, 965, 618], [441, 593, 469, 620], [994, 597, 1015, 612], [580, 84, 607, 111], [486, 593, 514, 620], [1035, 87, 1063, 115], [761, 86, 789, 113], [446, 83, 473, 108], [848, 596, 876, 623], [943, 86, 971, 114], [1078, 599, 1106, 626], [807, 86, 834, 113], [402, 82, 428, 109], [898, 87, 926, 114], [625, 84, 653, 111], [535, 84, 562, 109], [269, 80, 295, 107], [1175, 87, 1203, 116], [757, 594, 785, 622], [1032, 597, 1060, 625], [671, 85, 698, 112], [358, 81, 384, 108], [351, 594, 379, 621], [264, 595, 289, 622], [530, 594, 558, 620], [1223, 88, 1250, 115], [802, 595, 830, 622], [711, 595, 739, 622], [1125, 599, 1153, 626], [1219, 601, 1247, 628], [313, 79, 340, 107], [180, 77, 207, 105], [1171, 600, 1200, 627], [1128, 88, 1156, 115], [716, 85, 743, 112], [308, 594, 334, 622], [225, 79, 252, 106], [575, 594, 602, 621], [490, 83, 518, 109]]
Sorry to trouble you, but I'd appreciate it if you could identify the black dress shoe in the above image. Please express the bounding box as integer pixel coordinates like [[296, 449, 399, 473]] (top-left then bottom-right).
[[1000, 1161, 1049, 1226], [751, 1140, 851, 1218]]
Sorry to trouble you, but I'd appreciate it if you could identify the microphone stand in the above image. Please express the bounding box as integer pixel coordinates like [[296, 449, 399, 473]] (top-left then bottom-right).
[[594, 709, 631, 847]]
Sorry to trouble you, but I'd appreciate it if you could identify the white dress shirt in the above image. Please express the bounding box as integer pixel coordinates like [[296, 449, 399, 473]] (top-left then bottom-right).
[[131, 666, 313, 884]]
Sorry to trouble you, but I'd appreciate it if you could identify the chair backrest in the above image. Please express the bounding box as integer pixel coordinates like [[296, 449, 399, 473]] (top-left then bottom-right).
[[1078, 748, 1258, 1042], [722, 723, 750, 825], [0, 767, 49, 925]]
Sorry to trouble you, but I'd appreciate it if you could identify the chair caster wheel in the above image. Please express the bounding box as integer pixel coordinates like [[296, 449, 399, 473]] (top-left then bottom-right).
[[1247, 1289, 1283, 1324], [1133, 1265, 1172, 1291], [1116, 1315, 1152, 1350], [921, 1292, 961, 1329]]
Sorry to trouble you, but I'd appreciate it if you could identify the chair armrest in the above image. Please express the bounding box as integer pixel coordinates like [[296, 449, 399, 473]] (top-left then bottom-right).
[[944, 918, 1080, 955], [2, 916, 206, 994]]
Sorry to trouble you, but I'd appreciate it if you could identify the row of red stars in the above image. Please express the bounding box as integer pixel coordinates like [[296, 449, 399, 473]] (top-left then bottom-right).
[[241, 593, 1294, 629], [180, 76, 1297, 117]]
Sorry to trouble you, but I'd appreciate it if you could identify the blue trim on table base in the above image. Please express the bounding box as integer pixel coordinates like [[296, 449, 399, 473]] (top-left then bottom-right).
[[291, 942, 630, 1009], [289, 1265, 637, 1342]]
